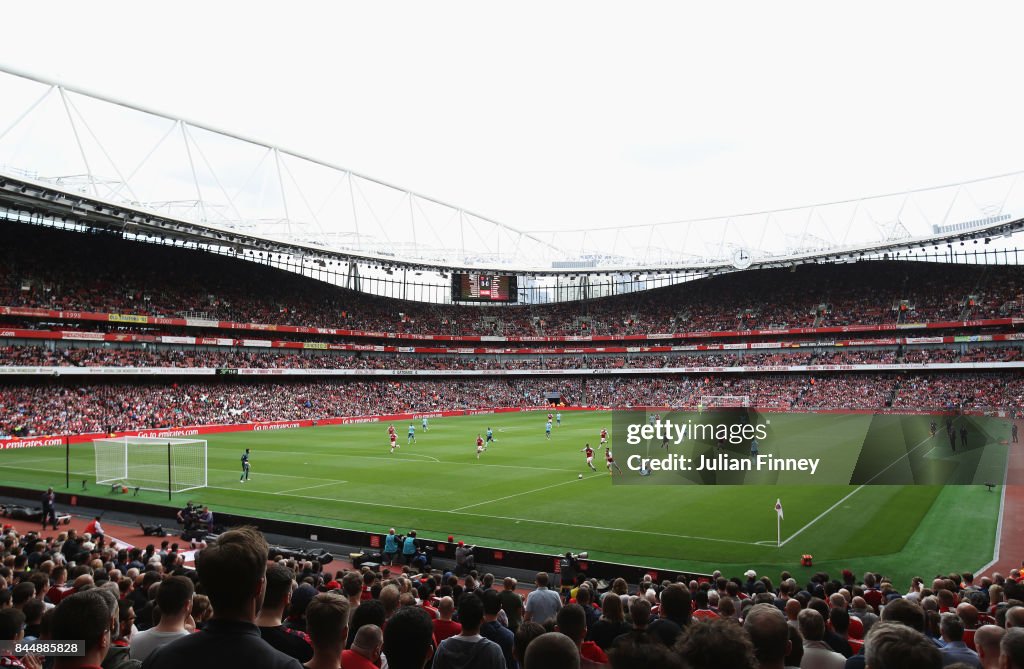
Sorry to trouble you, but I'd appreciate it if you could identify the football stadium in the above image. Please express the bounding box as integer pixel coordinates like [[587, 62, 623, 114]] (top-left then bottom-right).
[[2, 9, 1024, 668]]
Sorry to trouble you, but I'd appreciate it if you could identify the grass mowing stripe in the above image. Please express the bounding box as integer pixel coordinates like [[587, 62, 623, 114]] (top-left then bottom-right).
[[451, 476, 589, 512], [199, 485, 766, 546], [274, 481, 349, 495], [0, 462, 347, 486], [260, 447, 572, 472]]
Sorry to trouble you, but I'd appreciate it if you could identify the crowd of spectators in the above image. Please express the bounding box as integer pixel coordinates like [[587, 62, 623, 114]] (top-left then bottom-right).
[[2, 373, 1023, 437], [3, 222, 1024, 340], [2, 343, 1021, 371], [890, 375, 1022, 411], [1, 523, 1023, 669]]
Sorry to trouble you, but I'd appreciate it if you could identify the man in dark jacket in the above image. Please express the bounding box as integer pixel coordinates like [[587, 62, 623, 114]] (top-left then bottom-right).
[[144, 526, 303, 669]]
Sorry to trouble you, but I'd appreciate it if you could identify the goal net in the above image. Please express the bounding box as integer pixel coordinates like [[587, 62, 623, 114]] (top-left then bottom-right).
[[698, 395, 752, 409], [94, 437, 208, 494]]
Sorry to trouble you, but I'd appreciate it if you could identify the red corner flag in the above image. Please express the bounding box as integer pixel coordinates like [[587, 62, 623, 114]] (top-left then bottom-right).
[[775, 499, 784, 520]]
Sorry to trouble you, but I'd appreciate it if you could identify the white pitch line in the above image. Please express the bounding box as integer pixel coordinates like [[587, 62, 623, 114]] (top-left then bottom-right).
[[450, 478, 583, 512], [975, 441, 1011, 575], [778, 487, 865, 548], [780, 433, 935, 547], [275, 480, 348, 495]]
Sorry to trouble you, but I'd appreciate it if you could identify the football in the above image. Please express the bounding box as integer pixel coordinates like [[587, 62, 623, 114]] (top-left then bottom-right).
[[578, 473, 583, 479]]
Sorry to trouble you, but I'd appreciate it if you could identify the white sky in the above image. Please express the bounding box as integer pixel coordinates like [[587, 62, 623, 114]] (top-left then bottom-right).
[[1, 0, 1023, 236]]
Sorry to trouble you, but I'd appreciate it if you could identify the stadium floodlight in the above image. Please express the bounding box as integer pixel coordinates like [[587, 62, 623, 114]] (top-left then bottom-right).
[[94, 437, 207, 498]]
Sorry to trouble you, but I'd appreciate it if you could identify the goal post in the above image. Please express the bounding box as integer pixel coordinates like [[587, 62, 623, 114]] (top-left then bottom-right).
[[94, 437, 208, 494], [698, 395, 752, 409]]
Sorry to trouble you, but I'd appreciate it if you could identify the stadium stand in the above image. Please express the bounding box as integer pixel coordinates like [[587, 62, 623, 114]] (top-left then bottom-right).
[[0, 344, 1021, 370], [2, 373, 1024, 437], [3, 222, 1024, 339], [1, 521, 1022, 669]]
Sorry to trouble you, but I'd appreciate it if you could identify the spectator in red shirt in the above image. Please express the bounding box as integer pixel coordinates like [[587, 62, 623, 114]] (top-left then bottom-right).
[[360, 572, 375, 601], [341, 624, 383, 669], [84, 517, 104, 540], [557, 603, 608, 665], [45, 565, 72, 606], [861, 573, 884, 611], [692, 588, 719, 621], [433, 596, 462, 644], [418, 584, 439, 620]]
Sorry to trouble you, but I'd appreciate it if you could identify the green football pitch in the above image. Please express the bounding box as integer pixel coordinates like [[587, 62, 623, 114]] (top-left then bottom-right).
[[0, 410, 1010, 583]]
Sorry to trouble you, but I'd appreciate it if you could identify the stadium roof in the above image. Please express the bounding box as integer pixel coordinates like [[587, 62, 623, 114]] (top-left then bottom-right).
[[1, 64, 1024, 275]]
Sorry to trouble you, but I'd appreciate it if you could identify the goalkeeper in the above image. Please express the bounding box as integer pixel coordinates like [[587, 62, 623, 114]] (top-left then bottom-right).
[[240, 448, 251, 482]]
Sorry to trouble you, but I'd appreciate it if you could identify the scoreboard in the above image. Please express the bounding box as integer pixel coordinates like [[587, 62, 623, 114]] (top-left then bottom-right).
[[451, 273, 518, 303]]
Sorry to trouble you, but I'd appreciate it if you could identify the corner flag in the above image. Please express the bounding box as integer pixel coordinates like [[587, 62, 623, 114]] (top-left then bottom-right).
[[775, 499, 784, 547]]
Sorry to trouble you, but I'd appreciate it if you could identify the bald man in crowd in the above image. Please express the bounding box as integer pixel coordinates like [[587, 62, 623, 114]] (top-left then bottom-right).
[[433, 596, 462, 644], [342, 624, 384, 669], [785, 599, 802, 629], [973, 625, 1004, 669]]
